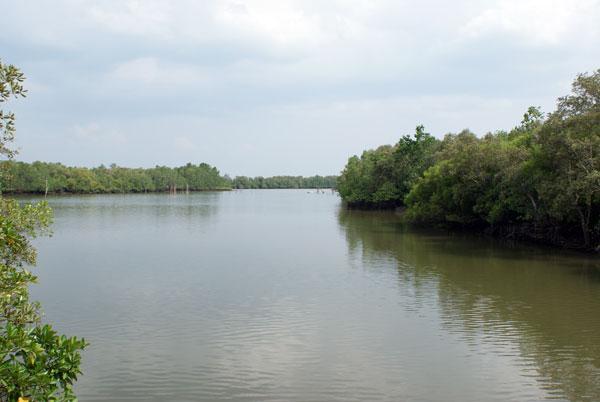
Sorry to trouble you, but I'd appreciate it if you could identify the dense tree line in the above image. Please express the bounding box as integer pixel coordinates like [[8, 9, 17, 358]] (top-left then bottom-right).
[[338, 70, 600, 250], [0, 162, 232, 193], [0, 162, 338, 194], [232, 175, 337, 189]]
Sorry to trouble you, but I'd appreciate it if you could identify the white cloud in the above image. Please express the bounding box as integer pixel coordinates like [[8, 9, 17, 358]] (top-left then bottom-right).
[[88, 1, 174, 38], [461, 0, 600, 45], [86, 0, 364, 51], [215, 1, 323, 46]]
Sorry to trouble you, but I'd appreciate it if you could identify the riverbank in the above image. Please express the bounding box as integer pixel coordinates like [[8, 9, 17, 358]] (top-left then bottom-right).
[[4, 187, 340, 196], [337, 71, 599, 253], [3, 188, 233, 196], [342, 203, 599, 253], [0, 161, 338, 194]]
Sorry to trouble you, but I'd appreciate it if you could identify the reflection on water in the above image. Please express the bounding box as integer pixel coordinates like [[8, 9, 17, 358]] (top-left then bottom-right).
[[24, 191, 600, 401], [338, 208, 600, 401]]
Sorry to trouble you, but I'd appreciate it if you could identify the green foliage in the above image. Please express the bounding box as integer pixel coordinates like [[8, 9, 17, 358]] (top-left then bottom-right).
[[1, 60, 87, 401], [404, 130, 529, 226], [0, 200, 51, 328], [231, 175, 337, 189], [531, 70, 600, 247], [337, 125, 439, 207], [406, 71, 600, 248], [339, 70, 600, 249], [336, 146, 396, 206], [0, 161, 232, 194], [1, 323, 87, 402], [0, 59, 26, 160]]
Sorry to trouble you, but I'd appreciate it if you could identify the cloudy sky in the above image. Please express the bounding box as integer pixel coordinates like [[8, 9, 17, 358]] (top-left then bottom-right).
[[2, 0, 599, 176]]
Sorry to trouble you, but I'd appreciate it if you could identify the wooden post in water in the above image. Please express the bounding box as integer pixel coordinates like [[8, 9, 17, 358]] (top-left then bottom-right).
[[44, 178, 48, 198], [186, 183, 189, 194]]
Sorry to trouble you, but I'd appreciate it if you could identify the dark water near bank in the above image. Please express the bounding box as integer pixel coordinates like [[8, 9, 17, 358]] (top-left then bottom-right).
[[27, 190, 600, 401]]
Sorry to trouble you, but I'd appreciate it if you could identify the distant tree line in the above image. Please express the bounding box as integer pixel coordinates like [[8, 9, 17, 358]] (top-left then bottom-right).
[[337, 70, 600, 250], [0, 160, 338, 194], [0, 162, 232, 193], [232, 175, 337, 189]]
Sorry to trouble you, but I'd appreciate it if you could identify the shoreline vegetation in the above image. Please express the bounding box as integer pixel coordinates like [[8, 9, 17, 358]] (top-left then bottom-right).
[[0, 160, 337, 194], [231, 175, 337, 190], [337, 70, 599, 252], [1, 59, 86, 401]]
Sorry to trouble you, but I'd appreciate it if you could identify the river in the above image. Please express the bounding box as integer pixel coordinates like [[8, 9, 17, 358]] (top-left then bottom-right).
[[28, 190, 600, 401]]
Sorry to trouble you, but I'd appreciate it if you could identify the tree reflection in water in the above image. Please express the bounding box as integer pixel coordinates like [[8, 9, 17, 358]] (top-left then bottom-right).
[[338, 208, 600, 401]]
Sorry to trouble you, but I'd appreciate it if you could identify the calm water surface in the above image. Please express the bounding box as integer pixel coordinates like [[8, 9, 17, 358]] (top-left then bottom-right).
[[28, 190, 600, 401]]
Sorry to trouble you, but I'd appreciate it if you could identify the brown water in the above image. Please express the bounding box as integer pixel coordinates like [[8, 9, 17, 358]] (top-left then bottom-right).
[[28, 190, 600, 401]]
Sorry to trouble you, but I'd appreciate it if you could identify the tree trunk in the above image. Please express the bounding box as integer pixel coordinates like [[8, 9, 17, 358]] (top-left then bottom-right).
[[576, 206, 590, 247]]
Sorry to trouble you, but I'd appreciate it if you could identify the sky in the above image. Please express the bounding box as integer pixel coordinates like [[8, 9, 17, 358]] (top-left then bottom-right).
[[1, 0, 599, 177]]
